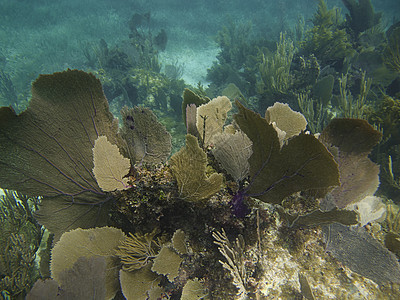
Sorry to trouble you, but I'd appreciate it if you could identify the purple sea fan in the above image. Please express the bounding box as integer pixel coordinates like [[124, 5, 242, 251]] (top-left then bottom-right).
[[231, 189, 250, 218]]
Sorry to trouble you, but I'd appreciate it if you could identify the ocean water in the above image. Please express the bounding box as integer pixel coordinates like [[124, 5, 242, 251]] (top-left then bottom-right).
[[1, 0, 400, 299]]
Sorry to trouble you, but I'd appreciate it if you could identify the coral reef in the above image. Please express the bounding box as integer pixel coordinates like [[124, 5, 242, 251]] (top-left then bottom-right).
[[2, 0, 400, 297], [213, 229, 251, 299], [384, 203, 400, 257], [212, 130, 252, 183], [369, 95, 400, 200], [233, 101, 339, 204], [320, 118, 382, 208], [93, 136, 131, 192], [2, 69, 400, 299], [50, 227, 125, 299]]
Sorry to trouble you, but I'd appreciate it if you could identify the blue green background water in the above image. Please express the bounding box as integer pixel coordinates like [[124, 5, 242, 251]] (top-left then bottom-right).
[[1, 0, 398, 109]]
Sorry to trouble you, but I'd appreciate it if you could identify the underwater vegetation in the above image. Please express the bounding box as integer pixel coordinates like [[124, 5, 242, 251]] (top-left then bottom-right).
[[0, 68, 400, 299], [206, 0, 400, 206], [81, 11, 187, 153], [301, 0, 355, 68], [0, 191, 44, 299], [0, 1, 400, 299], [84, 11, 185, 119], [206, 0, 399, 131]]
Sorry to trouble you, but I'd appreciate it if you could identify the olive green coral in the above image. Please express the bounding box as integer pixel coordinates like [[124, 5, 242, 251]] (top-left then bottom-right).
[[337, 71, 372, 119], [301, 0, 354, 65], [258, 32, 295, 96], [169, 134, 224, 201], [384, 27, 400, 73], [341, 0, 382, 35], [0, 191, 43, 299], [234, 101, 339, 204]]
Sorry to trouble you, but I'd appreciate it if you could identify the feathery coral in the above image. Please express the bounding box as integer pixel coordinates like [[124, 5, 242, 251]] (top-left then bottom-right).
[[114, 229, 162, 272]]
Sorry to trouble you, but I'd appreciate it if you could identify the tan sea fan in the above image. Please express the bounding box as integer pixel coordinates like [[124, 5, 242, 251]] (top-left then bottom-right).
[[93, 135, 131, 192]]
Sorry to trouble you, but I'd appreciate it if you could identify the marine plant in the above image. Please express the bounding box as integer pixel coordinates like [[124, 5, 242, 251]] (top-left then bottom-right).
[[1, 70, 400, 299], [369, 95, 400, 199], [384, 27, 400, 73], [0, 70, 120, 241], [114, 229, 163, 271], [341, 0, 382, 36], [258, 32, 295, 106], [0, 191, 43, 299], [337, 70, 372, 119], [297, 91, 329, 134], [207, 19, 266, 96], [301, 0, 354, 67]]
